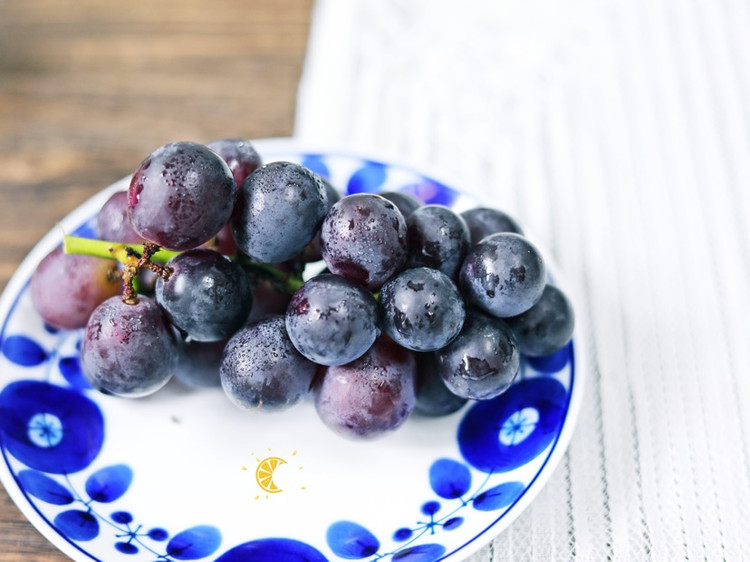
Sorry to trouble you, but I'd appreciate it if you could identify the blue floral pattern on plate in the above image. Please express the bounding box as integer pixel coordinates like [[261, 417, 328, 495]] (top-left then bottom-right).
[[0, 139, 582, 561]]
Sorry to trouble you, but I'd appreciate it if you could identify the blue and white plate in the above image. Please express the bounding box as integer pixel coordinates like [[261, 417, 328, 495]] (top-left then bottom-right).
[[0, 138, 584, 561]]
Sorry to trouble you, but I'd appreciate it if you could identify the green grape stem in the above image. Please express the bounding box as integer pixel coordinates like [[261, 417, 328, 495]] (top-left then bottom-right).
[[63, 234, 306, 296]]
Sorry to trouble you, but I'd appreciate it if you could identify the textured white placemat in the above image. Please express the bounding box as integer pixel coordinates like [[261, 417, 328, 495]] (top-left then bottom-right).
[[295, 0, 750, 559]]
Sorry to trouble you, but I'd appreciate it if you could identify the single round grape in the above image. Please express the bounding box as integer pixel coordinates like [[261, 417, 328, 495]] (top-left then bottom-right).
[[314, 337, 416, 440], [175, 339, 226, 388], [459, 232, 546, 318], [460, 207, 523, 245], [30, 246, 121, 330], [205, 138, 262, 189], [379, 191, 422, 217], [435, 311, 520, 400], [220, 315, 317, 412], [406, 205, 470, 278], [80, 296, 178, 398], [128, 141, 236, 251], [96, 191, 142, 244], [232, 161, 328, 263], [414, 352, 467, 417], [379, 267, 465, 352], [505, 284, 575, 357], [286, 273, 380, 366], [155, 249, 253, 342], [320, 193, 407, 290]]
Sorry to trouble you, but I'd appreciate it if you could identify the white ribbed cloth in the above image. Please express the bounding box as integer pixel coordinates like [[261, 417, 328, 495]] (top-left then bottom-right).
[[294, 1, 750, 560]]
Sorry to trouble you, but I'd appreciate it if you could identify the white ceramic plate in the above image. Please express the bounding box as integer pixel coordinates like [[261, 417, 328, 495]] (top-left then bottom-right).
[[0, 138, 584, 561]]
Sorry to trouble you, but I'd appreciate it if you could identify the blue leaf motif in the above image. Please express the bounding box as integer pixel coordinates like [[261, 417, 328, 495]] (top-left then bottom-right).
[[443, 517, 463, 530], [526, 342, 572, 373], [301, 154, 330, 179], [473, 481, 526, 511], [401, 180, 458, 206], [58, 356, 92, 389], [2, 335, 48, 366], [54, 509, 99, 541], [216, 538, 327, 562], [326, 520, 380, 559], [17, 469, 74, 505], [347, 161, 387, 194], [392, 543, 446, 561], [115, 542, 139, 555], [421, 501, 441, 516], [166, 525, 222, 560], [85, 464, 133, 503], [429, 458, 472, 499]]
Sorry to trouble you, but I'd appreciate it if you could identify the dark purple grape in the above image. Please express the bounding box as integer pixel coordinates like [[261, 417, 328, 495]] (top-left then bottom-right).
[[379, 267, 465, 352], [435, 311, 520, 400], [96, 191, 142, 244], [459, 232, 546, 318], [286, 273, 380, 366], [128, 141, 236, 251], [320, 193, 407, 290], [379, 191, 422, 217], [175, 339, 226, 388], [505, 284, 575, 357], [406, 205, 470, 278], [30, 247, 121, 330], [205, 138, 262, 189], [155, 249, 252, 342], [232, 161, 328, 263], [460, 207, 523, 245], [220, 315, 317, 412], [80, 296, 178, 397], [414, 352, 467, 416], [314, 337, 416, 440]]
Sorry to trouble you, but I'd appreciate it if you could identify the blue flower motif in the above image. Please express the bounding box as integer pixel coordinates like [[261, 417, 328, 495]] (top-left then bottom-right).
[[0, 380, 104, 474], [458, 378, 568, 473]]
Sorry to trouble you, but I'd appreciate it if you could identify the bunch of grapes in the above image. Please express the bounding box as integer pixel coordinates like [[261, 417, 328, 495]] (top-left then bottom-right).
[[30, 139, 575, 440]]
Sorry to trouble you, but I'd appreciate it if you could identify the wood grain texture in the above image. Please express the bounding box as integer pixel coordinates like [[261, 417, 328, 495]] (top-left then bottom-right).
[[0, 0, 313, 559]]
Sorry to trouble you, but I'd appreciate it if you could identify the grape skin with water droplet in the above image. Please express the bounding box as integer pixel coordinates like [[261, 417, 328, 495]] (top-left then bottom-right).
[[80, 296, 178, 398]]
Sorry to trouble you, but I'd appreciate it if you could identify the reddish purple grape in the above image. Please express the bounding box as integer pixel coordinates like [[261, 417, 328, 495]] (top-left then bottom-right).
[[96, 191, 142, 244], [206, 138, 263, 190], [320, 193, 408, 290], [80, 296, 178, 397], [30, 247, 121, 330], [128, 141, 236, 251], [314, 337, 417, 440]]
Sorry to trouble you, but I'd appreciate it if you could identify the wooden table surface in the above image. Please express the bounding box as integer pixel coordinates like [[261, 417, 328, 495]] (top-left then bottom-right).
[[0, 1, 313, 559]]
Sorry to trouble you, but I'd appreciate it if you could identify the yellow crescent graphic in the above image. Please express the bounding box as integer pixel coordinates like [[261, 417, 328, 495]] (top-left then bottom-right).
[[255, 456, 287, 493]]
